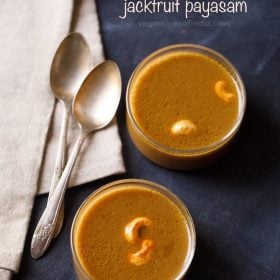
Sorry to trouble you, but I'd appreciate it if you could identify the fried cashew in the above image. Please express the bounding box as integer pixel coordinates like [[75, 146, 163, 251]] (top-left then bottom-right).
[[171, 119, 197, 136], [129, 239, 154, 266], [124, 217, 151, 243], [214, 81, 235, 102]]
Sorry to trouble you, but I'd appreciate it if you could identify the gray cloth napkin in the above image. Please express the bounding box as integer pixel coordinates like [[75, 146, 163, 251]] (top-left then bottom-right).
[[0, 0, 125, 279]]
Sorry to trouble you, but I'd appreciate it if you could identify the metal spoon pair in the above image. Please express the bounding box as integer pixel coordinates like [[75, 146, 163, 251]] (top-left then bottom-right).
[[30, 33, 122, 259]]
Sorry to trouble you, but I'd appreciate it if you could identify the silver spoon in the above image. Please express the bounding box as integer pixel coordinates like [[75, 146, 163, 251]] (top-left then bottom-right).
[[49, 32, 91, 238], [31, 61, 122, 259]]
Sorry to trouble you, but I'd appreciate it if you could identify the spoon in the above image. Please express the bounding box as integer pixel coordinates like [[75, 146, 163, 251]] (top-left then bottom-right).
[[49, 32, 91, 238], [31, 61, 122, 259]]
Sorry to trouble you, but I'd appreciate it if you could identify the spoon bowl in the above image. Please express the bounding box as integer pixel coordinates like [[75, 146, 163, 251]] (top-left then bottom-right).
[[50, 33, 91, 103], [74, 61, 122, 131]]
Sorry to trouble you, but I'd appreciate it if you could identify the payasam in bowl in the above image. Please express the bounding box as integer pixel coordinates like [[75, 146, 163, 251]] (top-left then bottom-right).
[[71, 179, 195, 280], [126, 44, 246, 169]]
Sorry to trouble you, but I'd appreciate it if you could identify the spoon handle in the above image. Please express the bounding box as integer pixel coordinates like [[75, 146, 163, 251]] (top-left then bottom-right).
[[48, 102, 70, 237], [31, 129, 88, 259]]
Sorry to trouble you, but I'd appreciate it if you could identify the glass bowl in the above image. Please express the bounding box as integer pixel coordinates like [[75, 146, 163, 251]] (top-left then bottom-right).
[[71, 179, 196, 280], [126, 44, 246, 169]]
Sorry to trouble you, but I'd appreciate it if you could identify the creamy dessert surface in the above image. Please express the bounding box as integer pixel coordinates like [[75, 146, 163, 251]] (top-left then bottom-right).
[[130, 51, 239, 150], [74, 185, 189, 280]]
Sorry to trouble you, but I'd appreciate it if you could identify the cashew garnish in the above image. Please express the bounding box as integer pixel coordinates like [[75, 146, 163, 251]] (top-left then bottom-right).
[[171, 119, 197, 136], [214, 81, 235, 102], [124, 217, 151, 243], [129, 239, 154, 266]]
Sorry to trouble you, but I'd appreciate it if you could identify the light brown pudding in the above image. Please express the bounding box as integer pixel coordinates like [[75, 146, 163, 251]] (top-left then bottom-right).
[[126, 44, 246, 169], [130, 52, 238, 149], [71, 179, 195, 280]]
